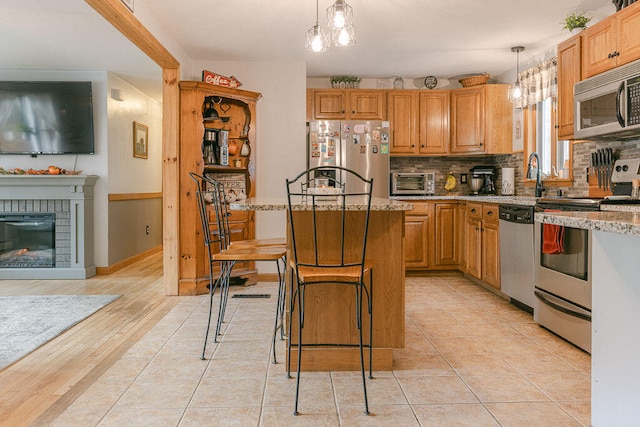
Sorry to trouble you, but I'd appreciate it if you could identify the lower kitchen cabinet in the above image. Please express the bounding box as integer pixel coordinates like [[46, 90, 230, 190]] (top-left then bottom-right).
[[465, 216, 482, 278], [403, 201, 459, 271], [481, 217, 500, 288], [404, 202, 430, 269], [456, 201, 467, 272], [402, 200, 498, 283], [433, 202, 457, 267], [465, 202, 500, 289]]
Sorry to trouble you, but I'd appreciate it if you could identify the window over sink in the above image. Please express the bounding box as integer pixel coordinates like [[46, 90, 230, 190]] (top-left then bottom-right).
[[519, 57, 573, 189]]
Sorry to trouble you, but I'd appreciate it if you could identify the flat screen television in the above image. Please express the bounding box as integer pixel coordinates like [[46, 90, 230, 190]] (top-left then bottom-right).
[[0, 81, 95, 155]]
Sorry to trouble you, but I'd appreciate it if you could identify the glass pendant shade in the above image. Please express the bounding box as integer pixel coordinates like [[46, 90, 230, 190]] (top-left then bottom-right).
[[508, 81, 527, 105], [327, 0, 354, 29], [508, 46, 527, 107], [333, 24, 356, 46], [306, 24, 330, 52]]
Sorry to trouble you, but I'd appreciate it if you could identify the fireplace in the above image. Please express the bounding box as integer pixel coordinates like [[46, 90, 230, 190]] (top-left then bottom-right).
[[0, 213, 56, 268], [0, 174, 97, 279]]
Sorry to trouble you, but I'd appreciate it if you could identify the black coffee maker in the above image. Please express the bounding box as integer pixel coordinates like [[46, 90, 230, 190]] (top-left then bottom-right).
[[470, 166, 497, 195]]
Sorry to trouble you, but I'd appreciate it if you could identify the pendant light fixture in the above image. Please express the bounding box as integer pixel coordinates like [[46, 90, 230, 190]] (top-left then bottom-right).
[[327, 0, 356, 47], [306, 0, 330, 52], [508, 46, 528, 107]]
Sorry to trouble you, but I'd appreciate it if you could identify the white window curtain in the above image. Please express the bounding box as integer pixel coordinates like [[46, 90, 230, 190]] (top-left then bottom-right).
[[518, 57, 557, 108]]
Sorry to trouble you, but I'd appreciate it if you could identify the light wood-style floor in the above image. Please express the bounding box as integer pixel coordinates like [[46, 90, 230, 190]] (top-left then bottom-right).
[[0, 251, 177, 426]]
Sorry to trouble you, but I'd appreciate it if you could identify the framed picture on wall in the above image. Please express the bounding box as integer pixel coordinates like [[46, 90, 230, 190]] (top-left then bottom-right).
[[133, 121, 148, 159]]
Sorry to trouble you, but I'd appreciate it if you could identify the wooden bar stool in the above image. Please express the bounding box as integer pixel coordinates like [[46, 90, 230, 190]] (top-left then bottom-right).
[[285, 166, 374, 416], [189, 172, 287, 363]]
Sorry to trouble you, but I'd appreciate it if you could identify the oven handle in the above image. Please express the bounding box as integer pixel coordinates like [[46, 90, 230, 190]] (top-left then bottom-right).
[[534, 290, 591, 321]]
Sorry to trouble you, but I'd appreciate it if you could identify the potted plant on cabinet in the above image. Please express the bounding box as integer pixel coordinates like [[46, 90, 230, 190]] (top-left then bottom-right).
[[562, 12, 591, 33]]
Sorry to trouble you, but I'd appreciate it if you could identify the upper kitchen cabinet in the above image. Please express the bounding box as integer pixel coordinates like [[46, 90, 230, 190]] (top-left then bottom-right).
[[557, 34, 582, 139], [388, 91, 418, 154], [388, 90, 449, 155], [582, 1, 640, 78], [307, 89, 386, 120], [418, 91, 450, 155], [450, 85, 512, 155]]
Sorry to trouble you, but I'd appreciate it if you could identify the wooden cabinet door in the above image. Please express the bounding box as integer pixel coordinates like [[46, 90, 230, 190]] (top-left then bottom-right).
[[404, 202, 430, 269], [456, 203, 467, 271], [481, 220, 501, 289], [617, 3, 640, 68], [349, 90, 385, 120], [434, 203, 457, 266], [465, 218, 482, 279], [313, 90, 348, 119], [418, 91, 450, 155], [451, 87, 485, 154], [582, 18, 617, 78], [557, 35, 582, 139], [388, 91, 417, 154]]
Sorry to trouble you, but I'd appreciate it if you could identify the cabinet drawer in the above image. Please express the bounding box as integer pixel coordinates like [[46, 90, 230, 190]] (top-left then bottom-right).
[[467, 202, 483, 219], [208, 208, 250, 223], [405, 201, 429, 215], [482, 204, 498, 222]]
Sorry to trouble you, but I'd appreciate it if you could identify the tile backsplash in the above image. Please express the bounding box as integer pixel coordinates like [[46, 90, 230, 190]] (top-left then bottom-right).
[[391, 154, 524, 196], [390, 138, 640, 197]]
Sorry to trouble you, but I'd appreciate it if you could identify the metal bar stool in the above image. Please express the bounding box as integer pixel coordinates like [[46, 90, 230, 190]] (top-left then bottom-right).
[[189, 172, 287, 363], [285, 166, 374, 416]]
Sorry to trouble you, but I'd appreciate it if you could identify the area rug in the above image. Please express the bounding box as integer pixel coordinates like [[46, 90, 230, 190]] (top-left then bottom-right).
[[0, 294, 121, 370]]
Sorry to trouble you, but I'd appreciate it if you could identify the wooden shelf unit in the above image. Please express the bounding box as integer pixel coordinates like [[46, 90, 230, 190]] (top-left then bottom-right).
[[178, 81, 261, 295]]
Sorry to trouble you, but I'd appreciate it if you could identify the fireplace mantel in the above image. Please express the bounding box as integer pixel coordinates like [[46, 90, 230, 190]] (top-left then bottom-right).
[[0, 175, 98, 279]]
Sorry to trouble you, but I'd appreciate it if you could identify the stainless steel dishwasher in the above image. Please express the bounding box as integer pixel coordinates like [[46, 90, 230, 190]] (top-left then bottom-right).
[[499, 204, 535, 312]]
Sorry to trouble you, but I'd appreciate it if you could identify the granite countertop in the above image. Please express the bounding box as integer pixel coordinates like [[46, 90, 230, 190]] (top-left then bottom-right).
[[390, 195, 537, 206], [535, 210, 640, 237], [230, 197, 414, 212]]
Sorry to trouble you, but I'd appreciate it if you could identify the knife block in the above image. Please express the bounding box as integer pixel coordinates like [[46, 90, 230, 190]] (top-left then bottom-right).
[[587, 167, 613, 198]]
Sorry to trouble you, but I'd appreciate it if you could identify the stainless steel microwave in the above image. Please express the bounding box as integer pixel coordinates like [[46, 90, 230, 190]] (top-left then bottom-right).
[[391, 172, 435, 195], [575, 58, 640, 140]]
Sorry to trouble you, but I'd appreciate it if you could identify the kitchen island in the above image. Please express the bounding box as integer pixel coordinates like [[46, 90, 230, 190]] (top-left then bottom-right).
[[536, 209, 640, 426], [231, 197, 413, 371]]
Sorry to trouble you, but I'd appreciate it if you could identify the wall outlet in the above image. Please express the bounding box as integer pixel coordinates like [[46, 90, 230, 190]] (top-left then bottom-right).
[[460, 174, 468, 184], [145, 225, 150, 235]]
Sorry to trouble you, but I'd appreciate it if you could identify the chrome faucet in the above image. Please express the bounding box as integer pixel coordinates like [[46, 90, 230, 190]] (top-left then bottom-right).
[[527, 152, 545, 197]]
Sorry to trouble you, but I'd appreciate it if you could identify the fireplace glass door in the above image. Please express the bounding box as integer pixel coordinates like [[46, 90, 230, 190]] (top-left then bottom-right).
[[0, 213, 55, 268]]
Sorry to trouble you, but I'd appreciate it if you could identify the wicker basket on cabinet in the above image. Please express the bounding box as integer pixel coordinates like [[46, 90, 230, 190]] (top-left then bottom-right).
[[459, 74, 490, 87]]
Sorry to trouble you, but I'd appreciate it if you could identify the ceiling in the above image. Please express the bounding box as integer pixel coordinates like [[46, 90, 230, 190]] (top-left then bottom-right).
[[0, 0, 616, 100]]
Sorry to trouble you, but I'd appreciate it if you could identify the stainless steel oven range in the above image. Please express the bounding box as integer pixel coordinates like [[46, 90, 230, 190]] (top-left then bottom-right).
[[534, 197, 600, 353]]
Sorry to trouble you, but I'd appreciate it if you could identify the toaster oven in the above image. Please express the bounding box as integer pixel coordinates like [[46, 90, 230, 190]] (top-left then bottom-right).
[[391, 172, 435, 195]]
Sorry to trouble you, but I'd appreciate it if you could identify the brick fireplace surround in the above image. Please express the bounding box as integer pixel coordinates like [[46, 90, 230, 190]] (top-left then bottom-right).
[[0, 175, 98, 279]]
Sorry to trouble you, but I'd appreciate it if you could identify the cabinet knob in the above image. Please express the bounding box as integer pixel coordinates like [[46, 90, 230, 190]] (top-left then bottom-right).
[[487, 210, 493, 216], [352, 110, 356, 114], [471, 208, 476, 213], [411, 144, 415, 148], [421, 144, 425, 148]]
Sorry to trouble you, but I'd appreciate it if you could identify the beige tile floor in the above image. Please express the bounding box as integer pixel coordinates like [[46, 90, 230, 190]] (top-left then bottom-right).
[[50, 275, 591, 426]]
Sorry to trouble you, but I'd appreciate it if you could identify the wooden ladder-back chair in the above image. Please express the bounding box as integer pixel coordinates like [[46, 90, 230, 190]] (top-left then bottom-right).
[[189, 172, 287, 363], [285, 166, 374, 415]]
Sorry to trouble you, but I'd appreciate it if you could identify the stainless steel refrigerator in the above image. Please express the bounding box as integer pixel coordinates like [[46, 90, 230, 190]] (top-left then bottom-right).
[[307, 120, 390, 198]]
